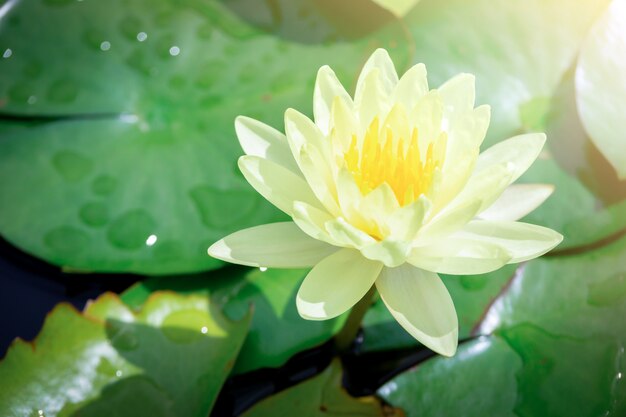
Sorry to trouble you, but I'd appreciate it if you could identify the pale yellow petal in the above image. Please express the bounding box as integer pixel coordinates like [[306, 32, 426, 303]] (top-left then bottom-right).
[[475, 133, 546, 184], [325, 217, 377, 248], [208, 222, 337, 268], [450, 163, 513, 215], [284, 108, 333, 165], [356, 48, 399, 97], [314, 65, 353, 135], [292, 201, 337, 245], [238, 155, 321, 216], [459, 220, 563, 263], [438, 73, 476, 128], [361, 239, 410, 267], [387, 195, 432, 242], [393, 63, 429, 110], [408, 237, 511, 275], [354, 68, 390, 127], [297, 249, 383, 320], [234, 116, 299, 173], [417, 198, 482, 243], [376, 265, 458, 356], [479, 184, 554, 221]]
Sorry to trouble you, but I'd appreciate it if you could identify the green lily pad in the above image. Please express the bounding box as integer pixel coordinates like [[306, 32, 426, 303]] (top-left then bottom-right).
[[379, 336, 521, 417], [404, 0, 609, 145], [241, 359, 404, 417], [0, 291, 251, 417], [0, 0, 399, 274], [121, 267, 347, 374]]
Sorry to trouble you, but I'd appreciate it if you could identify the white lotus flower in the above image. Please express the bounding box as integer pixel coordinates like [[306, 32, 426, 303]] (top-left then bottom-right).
[[209, 49, 562, 356]]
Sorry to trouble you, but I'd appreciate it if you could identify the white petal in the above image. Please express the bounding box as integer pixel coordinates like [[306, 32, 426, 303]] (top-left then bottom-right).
[[238, 155, 321, 216], [361, 239, 410, 267], [392, 63, 429, 110], [330, 96, 359, 153], [325, 217, 377, 248], [459, 220, 563, 263], [387, 195, 432, 242], [438, 73, 476, 126], [292, 201, 337, 245], [314, 66, 353, 135], [451, 162, 513, 215], [417, 198, 482, 243], [284, 108, 333, 165], [475, 133, 546, 184], [354, 68, 390, 127], [376, 265, 458, 356], [479, 184, 554, 221], [234, 116, 299, 173], [298, 144, 341, 216], [356, 48, 399, 97], [297, 248, 383, 320], [408, 237, 511, 275], [208, 222, 337, 268]]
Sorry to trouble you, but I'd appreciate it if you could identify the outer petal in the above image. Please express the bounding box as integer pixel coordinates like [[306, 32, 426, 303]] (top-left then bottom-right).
[[459, 220, 563, 263], [356, 48, 399, 97], [234, 116, 299, 173], [314, 65, 353, 135], [376, 265, 458, 356], [449, 162, 513, 214], [238, 155, 321, 216], [284, 108, 333, 164], [475, 133, 546, 184], [297, 248, 383, 320], [208, 222, 337, 268], [479, 184, 554, 221], [416, 198, 482, 244], [325, 217, 377, 248], [408, 237, 511, 275]]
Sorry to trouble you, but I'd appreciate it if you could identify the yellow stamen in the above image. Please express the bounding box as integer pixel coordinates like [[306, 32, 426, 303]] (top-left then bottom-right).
[[343, 117, 445, 206]]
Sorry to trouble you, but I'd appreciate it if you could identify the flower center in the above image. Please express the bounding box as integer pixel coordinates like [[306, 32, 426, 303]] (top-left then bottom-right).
[[343, 117, 447, 206]]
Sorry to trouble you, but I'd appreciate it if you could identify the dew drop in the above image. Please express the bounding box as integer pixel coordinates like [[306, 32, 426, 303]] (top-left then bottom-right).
[[145, 234, 157, 246], [2, 48, 12, 58], [79, 202, 109, 227], [44, 226, 89, 254], [136, 31, 147, 42], [52, 150, 93, 182], [100, 41, 111, 51], [259, 267, 267, 272], [115, 370, 123, 377], [107, 209, 157, 250], [169, 46, 180, 56], [162, 310, 225, 344]]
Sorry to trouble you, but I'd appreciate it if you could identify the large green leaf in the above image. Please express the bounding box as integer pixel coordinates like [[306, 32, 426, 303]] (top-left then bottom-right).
[[0, 291, 251, 417], [121, 267, 347, 374], [241, 359, 404, 417], [0, 0, 400, 275], [380, 234, 626, 416]]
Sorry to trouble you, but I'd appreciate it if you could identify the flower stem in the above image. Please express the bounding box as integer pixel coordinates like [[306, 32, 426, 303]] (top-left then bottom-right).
[[335, 286, 377, 352]]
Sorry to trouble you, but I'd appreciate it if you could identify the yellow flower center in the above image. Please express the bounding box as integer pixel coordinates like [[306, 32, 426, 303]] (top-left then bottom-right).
[[343, 117, 447, 206]]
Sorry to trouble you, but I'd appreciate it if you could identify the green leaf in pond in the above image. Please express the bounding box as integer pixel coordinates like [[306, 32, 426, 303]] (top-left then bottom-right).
[[378, 336, 521, 417], [241, 359, 404, 417], [0, 291, 251, 417], [0, 0, 409, 274], [121, 267, 348, 374]]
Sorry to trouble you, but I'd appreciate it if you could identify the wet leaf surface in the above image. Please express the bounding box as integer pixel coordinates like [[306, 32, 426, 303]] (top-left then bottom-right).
[[121, 267, 347, 374], [0, 291, 251, 417]]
